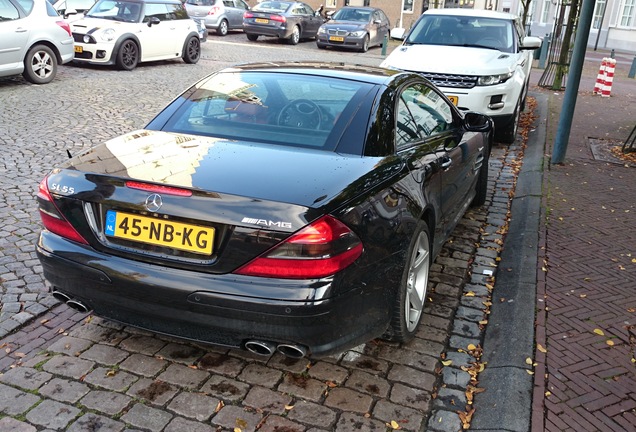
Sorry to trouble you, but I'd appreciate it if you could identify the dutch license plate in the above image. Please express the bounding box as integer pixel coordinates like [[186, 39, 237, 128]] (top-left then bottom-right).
[[447, 95, 459, 106], [104, 210, 214, 255], [74, 46, 83, 53], [255, 18, 269, 24], [329, 36, 344, 42]]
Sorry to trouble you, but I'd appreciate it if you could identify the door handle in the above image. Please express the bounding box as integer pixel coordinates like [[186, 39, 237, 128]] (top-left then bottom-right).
[[440, 157, 452, 170]]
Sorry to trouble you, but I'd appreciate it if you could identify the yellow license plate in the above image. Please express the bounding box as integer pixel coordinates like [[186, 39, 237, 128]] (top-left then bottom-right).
[[255, 18, 269, 23], [447, 95, 458, 106], [74, 45, 83, 53], [329, 36, 344, 42], [105, 210, 214, 255]]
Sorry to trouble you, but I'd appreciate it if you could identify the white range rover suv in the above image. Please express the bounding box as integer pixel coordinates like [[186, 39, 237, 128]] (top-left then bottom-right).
[[381, 9, 541, 144], [71, 0, 201, 70]]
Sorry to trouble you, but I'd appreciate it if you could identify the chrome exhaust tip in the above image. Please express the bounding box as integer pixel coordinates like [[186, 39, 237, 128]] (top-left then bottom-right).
[[244, 340, 276, 356], [65, 299, 91, 313], [52, 290, 71, 303], [276, 343, 307, 359]]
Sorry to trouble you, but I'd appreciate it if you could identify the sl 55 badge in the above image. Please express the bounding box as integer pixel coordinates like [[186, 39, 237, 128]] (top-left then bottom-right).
[[49, 183, 75, 195]]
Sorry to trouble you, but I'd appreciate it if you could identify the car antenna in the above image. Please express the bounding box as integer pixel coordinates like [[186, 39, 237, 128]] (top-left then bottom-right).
[[66, 149, 73, 159]]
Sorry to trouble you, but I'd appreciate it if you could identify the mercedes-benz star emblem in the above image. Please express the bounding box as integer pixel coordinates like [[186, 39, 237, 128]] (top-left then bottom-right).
[[145, 194, 163, 212]]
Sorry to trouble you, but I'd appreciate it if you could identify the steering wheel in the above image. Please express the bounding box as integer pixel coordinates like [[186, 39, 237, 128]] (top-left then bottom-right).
[[476, 37, 504, 49], [277, 99, 322, 129]]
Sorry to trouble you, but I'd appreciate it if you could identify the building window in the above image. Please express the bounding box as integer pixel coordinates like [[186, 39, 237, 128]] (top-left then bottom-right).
[[618, 0, 635, 26], [326, 0, 336, 7], [344, 0, 370, 5], [540, 0, 550, 23], [403, 0, 414, 13], [592, 0, 606, 29]]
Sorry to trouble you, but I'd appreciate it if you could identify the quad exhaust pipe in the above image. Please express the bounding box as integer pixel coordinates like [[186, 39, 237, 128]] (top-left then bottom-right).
[[52, 290, 91, 313], [244, 340, 308, 358]]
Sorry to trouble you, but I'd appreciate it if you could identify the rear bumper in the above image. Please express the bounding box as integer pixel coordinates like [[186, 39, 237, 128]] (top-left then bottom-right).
[[36, 230, 390, 357], [243, 23, 290, 39]]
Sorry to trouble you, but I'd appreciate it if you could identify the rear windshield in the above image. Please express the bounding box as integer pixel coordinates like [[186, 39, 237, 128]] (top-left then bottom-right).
[[160, 71, 373, 151], [253, 1, 289, 13]]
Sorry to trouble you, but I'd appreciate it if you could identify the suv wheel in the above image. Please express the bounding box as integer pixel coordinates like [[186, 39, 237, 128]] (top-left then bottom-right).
[[116, 39, 139, 71], [23, 44, 57, 84], [496, 98, 521, 144], [217, 19, 228, 36], [246, 33, 258, 41]]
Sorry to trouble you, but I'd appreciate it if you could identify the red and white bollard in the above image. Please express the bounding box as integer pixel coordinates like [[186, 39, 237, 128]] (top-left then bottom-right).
[[601, 58, 616, 97], [593, 58, 607, 95]]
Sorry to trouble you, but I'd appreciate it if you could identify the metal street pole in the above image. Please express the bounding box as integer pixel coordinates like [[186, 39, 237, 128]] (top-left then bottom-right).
[[551, 0, 596, 164]]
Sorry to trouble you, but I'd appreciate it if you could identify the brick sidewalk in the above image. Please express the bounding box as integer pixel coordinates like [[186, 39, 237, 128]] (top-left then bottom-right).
[[532, 52, 636, 431]]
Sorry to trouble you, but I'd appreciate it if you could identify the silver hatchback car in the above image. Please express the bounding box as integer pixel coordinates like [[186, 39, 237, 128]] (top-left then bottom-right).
[[184, 0, 249, 36], [0, 0, 74, 84]]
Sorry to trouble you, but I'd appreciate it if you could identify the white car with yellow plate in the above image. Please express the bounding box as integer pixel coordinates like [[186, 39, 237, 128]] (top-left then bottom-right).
[[71, 0, 201, 70], [381, 9, 541, 144]]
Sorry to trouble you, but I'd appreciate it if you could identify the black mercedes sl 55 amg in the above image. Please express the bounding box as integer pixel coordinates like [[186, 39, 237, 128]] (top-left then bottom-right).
[[36, 62, 493, 358]]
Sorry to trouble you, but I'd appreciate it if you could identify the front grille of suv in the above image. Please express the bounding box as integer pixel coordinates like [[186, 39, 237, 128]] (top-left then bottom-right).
[[411, 72, 478, 89]]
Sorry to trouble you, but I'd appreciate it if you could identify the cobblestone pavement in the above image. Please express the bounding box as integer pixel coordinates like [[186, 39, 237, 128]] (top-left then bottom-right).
[[0, 38, 528, 431]]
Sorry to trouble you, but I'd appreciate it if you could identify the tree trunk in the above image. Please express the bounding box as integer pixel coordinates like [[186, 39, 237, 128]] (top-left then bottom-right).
[[552, 0, 580, 90]]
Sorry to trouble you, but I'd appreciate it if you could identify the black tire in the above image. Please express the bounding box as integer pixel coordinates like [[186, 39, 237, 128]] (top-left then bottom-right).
[[116, 39, 139, 71], [217, 19, 228, 36], [360, 34, 369, 53], [496, 98, 521, 144], [471, 140, 491, 207], [287, 25, 300, 45], [182, 36, 200, 64], [316, 42, 326, 49], [385, 223, 431, 343], [22, 44, 57, 84], [246, 33, 258, 41]]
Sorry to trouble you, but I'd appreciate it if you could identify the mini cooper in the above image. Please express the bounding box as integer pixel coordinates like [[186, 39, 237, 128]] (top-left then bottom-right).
[[71, 0, 201, 70]]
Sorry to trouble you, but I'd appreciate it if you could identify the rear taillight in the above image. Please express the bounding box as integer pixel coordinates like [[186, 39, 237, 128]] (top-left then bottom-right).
[[125, 181, 192, 196], [208, 5, 220, 16], [235, 215, 363, 279], [244, 11, 253, 18], [270, 14, 285, 22], [56, 20, 72, 37], [37, 177, 88, 245]]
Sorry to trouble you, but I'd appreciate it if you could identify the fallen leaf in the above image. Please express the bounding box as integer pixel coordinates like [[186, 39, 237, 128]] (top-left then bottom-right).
[[105, 370, 117, 377], [606, 340, 614, 346], [326, 381, 337, 388], [593, 329, 605, 336], [442, 360, 453, 366], [467, 344, 477, 351], [579, 294, 587, 298], [215, 401, 224, 413], [525, 357, 533, 365], [284, 405, 294, 410], [537, 344, 547, 353], [389, 420, 400, 430], [545, 391, 552, 397], [479, 320, 488, 325], [527, 370, 535, 375], [40, 319, 49, 324], [464, 292, 475, 297]]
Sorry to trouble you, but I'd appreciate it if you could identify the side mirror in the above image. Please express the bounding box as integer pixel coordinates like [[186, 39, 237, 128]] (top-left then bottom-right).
[[520, 36, 542, 50], [66, 8, 78, 15], [463, 112, 493, 132], [147, 16, 160, 26], [390, 27, 405, 40]]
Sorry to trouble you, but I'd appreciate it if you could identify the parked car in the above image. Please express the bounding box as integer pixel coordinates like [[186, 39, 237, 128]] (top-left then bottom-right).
[[49, 0, 96, 20], [316, 6, 389, 52], [35, 62, 493, 358], [70, 0, 201, 70], [185, 0, 248, 36], [0, 0, 74, 84], [243, 0, 323, 44], [381, 9, 541, 144]]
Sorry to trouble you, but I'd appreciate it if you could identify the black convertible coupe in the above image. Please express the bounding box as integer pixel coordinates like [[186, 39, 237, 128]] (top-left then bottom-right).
[[36, 62, 493, 358]]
